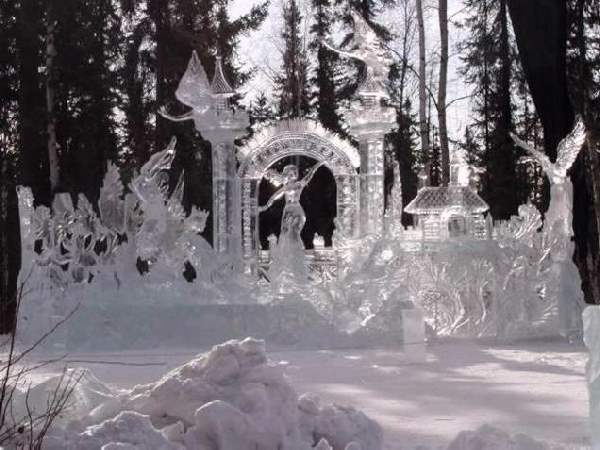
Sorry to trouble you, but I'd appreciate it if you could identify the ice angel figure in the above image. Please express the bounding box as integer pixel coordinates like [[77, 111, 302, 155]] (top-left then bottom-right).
[[259, 161, 326, 292]]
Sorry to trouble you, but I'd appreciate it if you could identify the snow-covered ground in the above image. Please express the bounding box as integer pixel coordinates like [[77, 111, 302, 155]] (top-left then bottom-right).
[[22, 339, 589, 449]]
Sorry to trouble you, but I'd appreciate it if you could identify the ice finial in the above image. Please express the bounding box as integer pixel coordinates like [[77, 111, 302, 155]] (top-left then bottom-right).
[[417, 166, 429, 189], [211, 55, 235, 98], [175, 51, 212, 113], [450, 148, 470, 187]]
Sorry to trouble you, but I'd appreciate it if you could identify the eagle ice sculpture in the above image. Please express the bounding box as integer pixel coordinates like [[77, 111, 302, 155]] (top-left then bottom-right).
[[511, 118, 587, 238]]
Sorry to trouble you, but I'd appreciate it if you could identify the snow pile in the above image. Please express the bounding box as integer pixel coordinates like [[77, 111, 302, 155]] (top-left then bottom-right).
[[447, 425, 571, 450], [40, 338, 382, 450]]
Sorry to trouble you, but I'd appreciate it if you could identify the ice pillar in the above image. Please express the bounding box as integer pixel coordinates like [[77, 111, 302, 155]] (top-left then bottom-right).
[[211, 141, 241, 255], [583, 305, 600, 449], [196, 110, 248, 261], [348, 95, 395, 236]]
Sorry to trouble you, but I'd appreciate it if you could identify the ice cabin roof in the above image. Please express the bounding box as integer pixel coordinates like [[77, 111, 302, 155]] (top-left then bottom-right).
[[404, 186, 489, 215]]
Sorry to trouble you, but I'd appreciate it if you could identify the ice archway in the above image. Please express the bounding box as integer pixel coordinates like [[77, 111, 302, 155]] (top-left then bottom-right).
[[236, 119, 360, 270]]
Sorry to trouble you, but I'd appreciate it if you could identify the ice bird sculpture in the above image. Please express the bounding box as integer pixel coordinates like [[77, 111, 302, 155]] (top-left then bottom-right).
[[511, 118, 587, 237], [322, 11, 391, 97]]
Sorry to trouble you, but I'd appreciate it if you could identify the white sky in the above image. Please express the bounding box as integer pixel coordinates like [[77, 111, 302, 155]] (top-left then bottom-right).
[[231, 0, 471, 142]]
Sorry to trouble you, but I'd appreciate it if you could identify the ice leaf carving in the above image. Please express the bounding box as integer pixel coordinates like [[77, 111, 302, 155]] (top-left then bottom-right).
[[167, 172, 186, 220], [99, 162, 126, 234], [175, 50, 212, 113]]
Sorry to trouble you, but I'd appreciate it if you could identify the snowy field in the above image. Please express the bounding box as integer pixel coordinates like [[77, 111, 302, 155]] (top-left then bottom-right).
[[22, 339, 589, 449]]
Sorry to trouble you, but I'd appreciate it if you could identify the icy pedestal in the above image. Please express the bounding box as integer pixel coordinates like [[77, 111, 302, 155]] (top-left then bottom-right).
[[584, 305, 600, 449], [401, 304, 426, 360]]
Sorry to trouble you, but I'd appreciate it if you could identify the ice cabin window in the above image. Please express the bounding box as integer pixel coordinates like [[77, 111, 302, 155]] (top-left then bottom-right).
[[448, 215, 467, 237]]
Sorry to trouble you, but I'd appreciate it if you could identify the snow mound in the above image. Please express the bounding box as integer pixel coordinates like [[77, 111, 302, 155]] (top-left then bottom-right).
[[44, 338, 382, 450], [67, 411, 183, 450], [447, 425, 570, 450]]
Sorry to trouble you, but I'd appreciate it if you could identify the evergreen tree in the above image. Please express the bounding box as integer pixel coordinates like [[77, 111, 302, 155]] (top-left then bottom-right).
[[0, 0, 20, 330], [459, 0, 521, 219], [340, 0, 394, 40], [249, 92, 275, 130], [120, 0, 266, 244], [513, 59, 545, 207], [385, 99, 419, 225], [385, 0, 420, 223], [52, 0, 121, 203], [565, 0, 600, 304], [428, 128, 442, 187], [0, 0, 18, 144], [120, 3, 154, 181], [16, 0, 49, 205], [310, 0, 343, 133], [277, 0, 310, 118]]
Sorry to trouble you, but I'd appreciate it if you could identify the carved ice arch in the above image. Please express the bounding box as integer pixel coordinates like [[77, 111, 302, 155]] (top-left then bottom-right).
[[236, 119, 361, 268]]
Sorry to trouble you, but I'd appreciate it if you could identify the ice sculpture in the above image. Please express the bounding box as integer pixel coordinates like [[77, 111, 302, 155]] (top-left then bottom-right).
[[323, 12, 395, 238], [323, 10, 392, 98], [512, 119, 587, 338], [129, 137, 211, 278], [175, 50, 213, 114], [259, 162, 326, 292], [511, 118, 586, 238], [583, 306, 600, 449], [14, 33, 590, 350], [384, 160, 404, 237]]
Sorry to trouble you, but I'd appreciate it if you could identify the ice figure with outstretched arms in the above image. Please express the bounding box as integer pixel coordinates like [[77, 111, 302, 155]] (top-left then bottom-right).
[[259, 161, 326, 292], [511, 118, 586, 238]]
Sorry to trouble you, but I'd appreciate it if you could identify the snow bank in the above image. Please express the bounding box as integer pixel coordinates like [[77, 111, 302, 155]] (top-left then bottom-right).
[[447, 425, 571, 450], [39, 338, 382, 450]]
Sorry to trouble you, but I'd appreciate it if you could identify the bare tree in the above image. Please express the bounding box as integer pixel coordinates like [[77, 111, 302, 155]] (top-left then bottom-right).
[[416, 0, 430, 160], [0, 277, 81, 449], [437, 0, 450, 185]]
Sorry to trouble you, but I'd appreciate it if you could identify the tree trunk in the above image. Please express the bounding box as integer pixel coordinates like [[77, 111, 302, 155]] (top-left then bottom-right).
[[499, 0, 511, 134], [150, 0, 169, 149], [416, 0, 430, 163], [46, 1, 59, 193], [507, 0, 600, 305], [17, 0, 50, 206], [437, 0, 449, 185], [0, 152, 21, 335], [507, 0, 573, 160]]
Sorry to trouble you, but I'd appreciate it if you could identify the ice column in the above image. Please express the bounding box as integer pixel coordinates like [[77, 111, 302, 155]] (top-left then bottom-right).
[[348, 92, 395, 236], [194, 57, 249, 259], [584, 305, 600, 449]]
